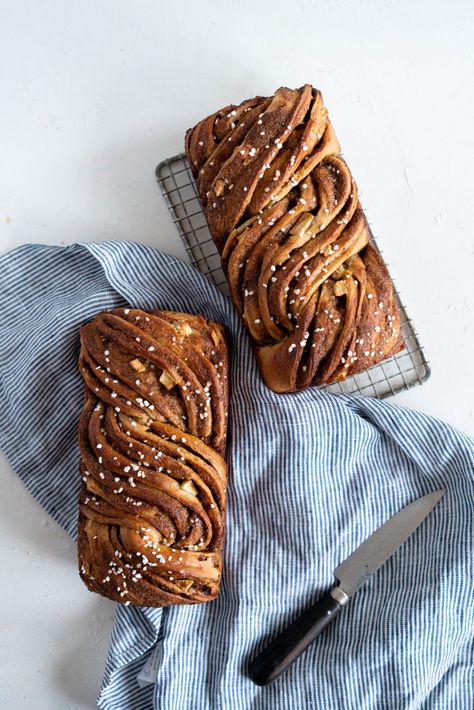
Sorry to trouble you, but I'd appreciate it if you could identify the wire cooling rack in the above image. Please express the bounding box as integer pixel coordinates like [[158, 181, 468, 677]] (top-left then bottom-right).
[[156, 153, 430, 399]]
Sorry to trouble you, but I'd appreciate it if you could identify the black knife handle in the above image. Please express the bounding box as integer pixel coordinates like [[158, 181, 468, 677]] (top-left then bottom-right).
[[248, 587, 348, 686]]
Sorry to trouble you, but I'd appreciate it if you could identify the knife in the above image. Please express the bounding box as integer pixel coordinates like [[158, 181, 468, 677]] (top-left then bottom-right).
[[248, 489, 445, 686]]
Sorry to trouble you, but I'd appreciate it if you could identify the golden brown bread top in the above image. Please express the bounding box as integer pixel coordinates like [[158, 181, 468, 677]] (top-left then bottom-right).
[[186, 84, 404, 392], [77, 308, 228, 607]]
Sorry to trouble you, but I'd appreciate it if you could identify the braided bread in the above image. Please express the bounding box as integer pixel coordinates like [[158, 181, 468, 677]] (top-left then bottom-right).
[[185, 84, 404, 392], [77, 308, 228, 607]]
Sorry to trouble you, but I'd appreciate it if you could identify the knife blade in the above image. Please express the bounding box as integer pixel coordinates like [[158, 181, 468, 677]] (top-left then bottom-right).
[[248, 489, 445, 686]]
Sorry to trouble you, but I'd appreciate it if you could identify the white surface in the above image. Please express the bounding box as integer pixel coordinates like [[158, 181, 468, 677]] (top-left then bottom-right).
[[0, 1, 472, 708]]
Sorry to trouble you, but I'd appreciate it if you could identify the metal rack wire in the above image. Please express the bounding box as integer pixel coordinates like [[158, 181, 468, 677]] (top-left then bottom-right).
[[156, 153, 430, 399]]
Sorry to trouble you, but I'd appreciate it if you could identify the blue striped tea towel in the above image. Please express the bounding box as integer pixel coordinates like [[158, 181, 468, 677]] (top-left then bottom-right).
[[0, 241, 472, 710]]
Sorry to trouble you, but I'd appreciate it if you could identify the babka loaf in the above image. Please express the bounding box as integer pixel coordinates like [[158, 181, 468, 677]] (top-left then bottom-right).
[[77, 308, 228, 607], [185, 85, 404, 392]]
